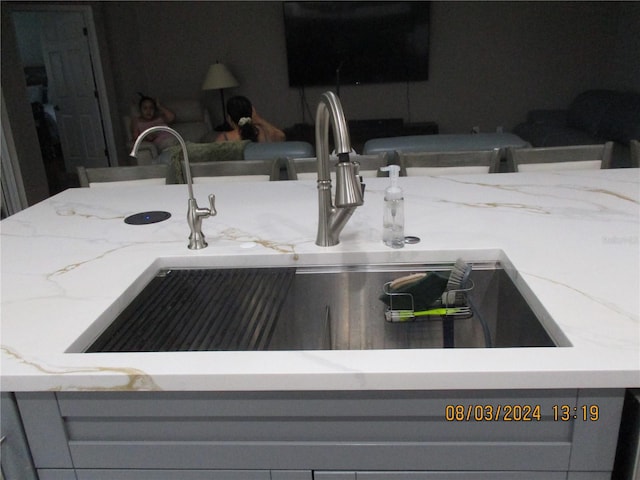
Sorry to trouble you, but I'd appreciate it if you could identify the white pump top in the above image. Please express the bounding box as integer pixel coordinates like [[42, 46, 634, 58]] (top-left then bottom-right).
[[380, 165, 402, 199]]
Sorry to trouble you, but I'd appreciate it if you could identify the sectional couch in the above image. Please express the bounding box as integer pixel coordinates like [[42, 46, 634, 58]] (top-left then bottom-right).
[[513, 89, 640, 168]]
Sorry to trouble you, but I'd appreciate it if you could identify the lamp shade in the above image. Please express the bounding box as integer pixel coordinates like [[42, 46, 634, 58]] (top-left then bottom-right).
[[202, 62, 239, 91]]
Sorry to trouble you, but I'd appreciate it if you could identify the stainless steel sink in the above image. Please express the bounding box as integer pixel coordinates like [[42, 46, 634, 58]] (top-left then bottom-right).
[[84, 261, 560, 352]]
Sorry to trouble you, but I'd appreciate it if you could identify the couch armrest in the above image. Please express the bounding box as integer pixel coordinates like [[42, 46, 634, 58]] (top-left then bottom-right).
[[526, 109, 567, 126]]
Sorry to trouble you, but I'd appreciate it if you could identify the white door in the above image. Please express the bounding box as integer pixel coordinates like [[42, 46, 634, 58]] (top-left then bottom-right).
[[41, 12, 108, 171]]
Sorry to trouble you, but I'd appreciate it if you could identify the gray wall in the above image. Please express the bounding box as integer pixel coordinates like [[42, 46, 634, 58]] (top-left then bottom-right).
[[103, 1, 639, 140], [12, 12, 45, 66], [2, 1, 639, 204], [1, 7, 50, 206]]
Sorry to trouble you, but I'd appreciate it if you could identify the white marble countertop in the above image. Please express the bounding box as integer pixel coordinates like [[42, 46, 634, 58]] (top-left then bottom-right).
[[1, 169, 638, 392]]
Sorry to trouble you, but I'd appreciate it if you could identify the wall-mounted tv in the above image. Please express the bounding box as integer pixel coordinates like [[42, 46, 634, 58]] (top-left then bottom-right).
[[283, 1, 430, 88]]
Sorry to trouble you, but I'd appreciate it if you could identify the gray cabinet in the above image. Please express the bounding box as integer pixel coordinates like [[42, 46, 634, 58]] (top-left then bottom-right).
[[0, 393, 38, 480], [14, 389, 624, 479]]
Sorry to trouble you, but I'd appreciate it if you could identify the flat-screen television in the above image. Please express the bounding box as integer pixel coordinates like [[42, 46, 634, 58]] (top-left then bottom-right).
[[283, 1, 430, 88]]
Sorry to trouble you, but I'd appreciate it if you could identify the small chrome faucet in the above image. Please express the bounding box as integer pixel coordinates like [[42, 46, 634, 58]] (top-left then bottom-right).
[[130, 126, 216, 250], [315, 91, 364, 246]]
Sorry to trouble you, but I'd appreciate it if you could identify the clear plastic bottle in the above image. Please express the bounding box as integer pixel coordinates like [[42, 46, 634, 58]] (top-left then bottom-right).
[[380, 165, 404, 249]]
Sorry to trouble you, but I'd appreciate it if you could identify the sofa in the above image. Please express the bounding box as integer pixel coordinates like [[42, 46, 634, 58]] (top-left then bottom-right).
[[513, 89, 640, 168], [124, 99, 214, 165]]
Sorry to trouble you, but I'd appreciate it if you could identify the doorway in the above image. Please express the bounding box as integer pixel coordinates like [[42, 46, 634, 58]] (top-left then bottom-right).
[[10, 5, 115, 194]]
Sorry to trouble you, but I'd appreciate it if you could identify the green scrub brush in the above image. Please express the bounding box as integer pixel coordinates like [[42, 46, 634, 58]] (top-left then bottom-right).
[[385, 306, 472, 322]]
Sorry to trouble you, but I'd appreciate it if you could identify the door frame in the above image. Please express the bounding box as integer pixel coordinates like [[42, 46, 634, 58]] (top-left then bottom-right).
[[1, 87, 29, 217], [9, 3, 117, 170]]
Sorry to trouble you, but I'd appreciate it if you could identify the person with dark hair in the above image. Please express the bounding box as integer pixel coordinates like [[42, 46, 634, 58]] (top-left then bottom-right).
[[216, 96, 285, 143], [131, 95, 177, 150]]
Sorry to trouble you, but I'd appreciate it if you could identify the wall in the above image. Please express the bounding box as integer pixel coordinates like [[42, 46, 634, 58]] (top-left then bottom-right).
[[608, 1, 640, 91], [103, 1, 636, 143], [12, 12, 45, 66], [0, 7, 50, 206], [1, 1, 637, 203]]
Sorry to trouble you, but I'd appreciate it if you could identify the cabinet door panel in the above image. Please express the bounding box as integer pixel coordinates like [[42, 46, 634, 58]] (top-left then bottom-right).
[[68, 441, 570, 470], [37, 470, 77, 480], [271, 471, 313, 480], [76, 470, 271, 479], [15, 392, 73, 468], [568, 389, 625, 471], [0, 393, 38, 480], [313, 473, 355, 479], [354, 473, 566, 479]]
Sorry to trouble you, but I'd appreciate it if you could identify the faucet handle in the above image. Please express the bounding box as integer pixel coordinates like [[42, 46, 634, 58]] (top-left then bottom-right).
[[208, 194, 217, 216], [352, 160, 364, 188]]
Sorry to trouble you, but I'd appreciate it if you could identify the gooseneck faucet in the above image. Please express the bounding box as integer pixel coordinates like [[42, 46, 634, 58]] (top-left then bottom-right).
[[130, 126, 216, 250], [315, 91, 364, 246]]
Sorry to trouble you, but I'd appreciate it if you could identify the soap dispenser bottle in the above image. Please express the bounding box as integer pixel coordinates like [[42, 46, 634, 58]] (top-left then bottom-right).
[[380, 165, 404, 248]]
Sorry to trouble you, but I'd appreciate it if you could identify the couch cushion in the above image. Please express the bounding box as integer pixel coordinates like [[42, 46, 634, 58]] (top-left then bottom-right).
[[566, 90, 616, 135], [164, 99, 206, 123], [173, 122, 210, 143], [363, 133, 529, 155]]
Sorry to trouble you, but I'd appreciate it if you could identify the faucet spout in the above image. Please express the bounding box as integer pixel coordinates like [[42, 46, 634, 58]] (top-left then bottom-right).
[[315, 91, 364, 247], [130, 126, 216, 250]]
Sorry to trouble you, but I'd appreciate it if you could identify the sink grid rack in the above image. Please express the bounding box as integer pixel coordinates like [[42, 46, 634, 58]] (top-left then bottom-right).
[[86, 267, 297, 353]]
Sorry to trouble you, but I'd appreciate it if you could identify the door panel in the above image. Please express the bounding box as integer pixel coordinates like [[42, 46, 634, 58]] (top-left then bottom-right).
[[41, 12, 107, 170]]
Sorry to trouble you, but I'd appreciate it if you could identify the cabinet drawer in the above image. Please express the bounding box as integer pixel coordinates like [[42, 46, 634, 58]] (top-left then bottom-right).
[[17, 389, 624, 473]]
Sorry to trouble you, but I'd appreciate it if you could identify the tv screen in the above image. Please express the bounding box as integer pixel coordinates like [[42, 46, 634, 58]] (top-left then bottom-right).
[[283, 1, 430, 87]]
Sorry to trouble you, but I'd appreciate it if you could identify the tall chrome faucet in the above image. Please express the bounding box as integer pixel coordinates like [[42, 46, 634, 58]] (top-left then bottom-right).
[[315, 91, 364, 246], [130, 126, 216, 250]]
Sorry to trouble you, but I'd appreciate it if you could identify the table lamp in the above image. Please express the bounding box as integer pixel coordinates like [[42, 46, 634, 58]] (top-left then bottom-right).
[[202, 61, 239, 131]]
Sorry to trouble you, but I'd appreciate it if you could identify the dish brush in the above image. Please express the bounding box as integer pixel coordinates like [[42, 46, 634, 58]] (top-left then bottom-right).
[[385, 306, 472, 322], [441, 258, 472, 306]]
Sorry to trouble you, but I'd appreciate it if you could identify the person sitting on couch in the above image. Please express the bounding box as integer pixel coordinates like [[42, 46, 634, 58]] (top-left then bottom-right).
[[132, 95, 178, 150], [216, 95, 285, 143]]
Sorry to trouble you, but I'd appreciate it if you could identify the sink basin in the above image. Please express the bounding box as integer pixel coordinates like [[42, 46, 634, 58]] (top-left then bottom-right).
[[83, 260, 562, 352]]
